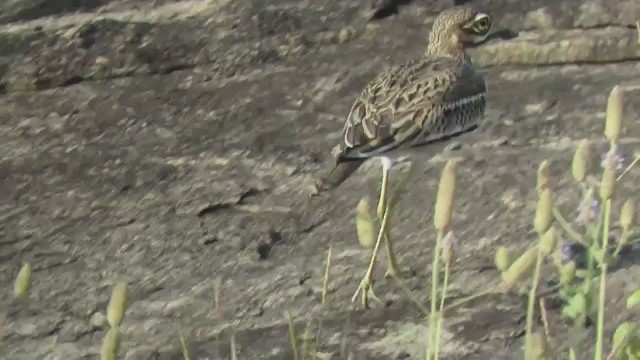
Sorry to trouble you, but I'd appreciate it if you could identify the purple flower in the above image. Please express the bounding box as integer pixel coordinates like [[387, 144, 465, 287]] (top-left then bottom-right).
[[576, 195, 599, 225], [561, 242, 575, 262], [560, 242, 587, 267], [443, 231, 457, 251], [601, 148, 624, 171]]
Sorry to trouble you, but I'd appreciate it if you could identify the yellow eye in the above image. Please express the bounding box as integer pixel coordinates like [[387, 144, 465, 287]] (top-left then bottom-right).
[[472, 17, 490, 33]]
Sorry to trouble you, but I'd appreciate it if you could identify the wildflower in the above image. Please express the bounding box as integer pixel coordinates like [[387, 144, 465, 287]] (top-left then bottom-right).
[[441, 231, 457, 266], [561, 242, 580, 263], [601, 148, 624, 171], [560, 242, 587, 268], [576, 194, 599, 226]]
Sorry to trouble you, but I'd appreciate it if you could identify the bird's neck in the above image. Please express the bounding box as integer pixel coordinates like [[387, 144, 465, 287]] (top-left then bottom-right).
[[425, 36, 472, 65]]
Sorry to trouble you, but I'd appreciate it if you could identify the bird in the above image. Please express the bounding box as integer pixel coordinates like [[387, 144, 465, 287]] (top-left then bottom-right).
[[310, 5, 493, 277], [313, 5, 492, 194]]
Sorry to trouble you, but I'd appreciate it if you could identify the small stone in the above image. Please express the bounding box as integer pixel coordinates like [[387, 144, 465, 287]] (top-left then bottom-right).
[[256, 241, 271, 260], [89, 312, 107, 328], [199, 236, 218, 245]]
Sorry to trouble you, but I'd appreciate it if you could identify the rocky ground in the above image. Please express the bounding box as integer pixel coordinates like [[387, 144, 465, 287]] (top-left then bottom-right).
[[1, 0, 640, 359]]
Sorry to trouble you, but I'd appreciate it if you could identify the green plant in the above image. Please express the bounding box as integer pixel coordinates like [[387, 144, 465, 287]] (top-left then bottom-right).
[[102, 281, 128, 360], [348, 84, 640, 360]]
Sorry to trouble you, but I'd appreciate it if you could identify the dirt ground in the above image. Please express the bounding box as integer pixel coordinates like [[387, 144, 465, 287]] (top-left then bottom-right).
[[1, 0, 640, 359]]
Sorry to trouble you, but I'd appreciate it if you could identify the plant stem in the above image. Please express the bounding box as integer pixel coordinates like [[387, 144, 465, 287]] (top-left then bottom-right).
[[594, 199, 611, 360], [287, 312, 299, 360], [524, 247, 544, 360], [427, 229, 444, 360], [552, 207, 587, 245], [616, 157, 639, 181], [434, 258, 451, 360]]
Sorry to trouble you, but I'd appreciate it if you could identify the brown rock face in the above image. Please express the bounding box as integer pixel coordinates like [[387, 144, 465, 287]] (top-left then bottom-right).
[[1, 1, 639, 359]]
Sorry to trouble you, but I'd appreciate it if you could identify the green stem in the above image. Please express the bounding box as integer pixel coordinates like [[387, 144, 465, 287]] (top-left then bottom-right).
[[553, 207, 587, 245], [427, 230, 444, 360], [584, 198, 603, 296], [616, 157, 639, 182], [524, 247, 544, 360], [434, 259, 451, 360], [444, 288, 496, 311], [594, 199, 611, 360]]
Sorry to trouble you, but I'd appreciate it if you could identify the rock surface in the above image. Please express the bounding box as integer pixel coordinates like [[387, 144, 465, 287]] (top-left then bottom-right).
[[1, 0, 640, 359]]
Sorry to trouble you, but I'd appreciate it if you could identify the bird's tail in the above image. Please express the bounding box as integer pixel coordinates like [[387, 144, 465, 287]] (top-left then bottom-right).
[[313, 159, 365, 194]]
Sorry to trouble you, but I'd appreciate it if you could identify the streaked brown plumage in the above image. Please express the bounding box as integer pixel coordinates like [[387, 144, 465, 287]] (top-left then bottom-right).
[[313, 5, 492, 193]]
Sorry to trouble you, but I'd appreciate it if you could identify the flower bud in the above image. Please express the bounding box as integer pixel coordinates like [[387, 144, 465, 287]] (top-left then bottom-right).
[[107, 282, 128, 328], [14, 262, 32, 299], [571, 140, 590, 183], [100, 327, 121, 360], [355, 198, 376, 250], [495, 246, 511, 272], [501, 246, 538, 289], [434, 161, 457, 231], [538, 228, 557, 256], [441, 231, 456, 267], [534, 188, 553, 234], [620, 199, 635, 232], [605, 86, 624, 144], [536, 160, 551, 193], [599, 167, 616, 200]]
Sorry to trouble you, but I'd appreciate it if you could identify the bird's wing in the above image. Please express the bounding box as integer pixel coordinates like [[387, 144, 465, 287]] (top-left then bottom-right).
[[337, 57, 486, 160]]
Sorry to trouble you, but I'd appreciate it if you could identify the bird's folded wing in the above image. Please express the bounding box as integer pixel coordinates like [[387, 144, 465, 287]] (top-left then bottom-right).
[[337, 58, 485, 160]]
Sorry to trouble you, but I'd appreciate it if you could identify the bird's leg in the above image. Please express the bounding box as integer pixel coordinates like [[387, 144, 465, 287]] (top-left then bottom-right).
[[375, 158, 409, 279], [383, 228, 410, 278], [352, 197, 389, 309], [376, 158, 391, 218]]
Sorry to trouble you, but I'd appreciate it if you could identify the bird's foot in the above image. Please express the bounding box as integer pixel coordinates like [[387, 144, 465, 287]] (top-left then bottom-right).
[[352, 276, 383, 309]]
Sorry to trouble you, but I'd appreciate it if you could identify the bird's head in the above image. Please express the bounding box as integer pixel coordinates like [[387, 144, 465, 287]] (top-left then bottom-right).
[[427, 6, 493, 57]]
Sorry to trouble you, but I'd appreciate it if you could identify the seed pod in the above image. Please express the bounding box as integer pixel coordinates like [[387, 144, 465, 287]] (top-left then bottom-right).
[[599, 167, 616, 200], [107, 282, 128, 328], [14, 262, 32, 299], [536, 160, 551, 193], [100, 327, 121, 360], [501, 246, 538, 289], [620, 199, 635, 232], [355, 198, 376, 250], [571, 140, 590, 183], [494, 246, 511, 272], [559, 261, 576, 285], [605, 86, 624, 144], [534, 188, 553, 234], [538, 228, 557, 256], [434, 161, 457, 231]]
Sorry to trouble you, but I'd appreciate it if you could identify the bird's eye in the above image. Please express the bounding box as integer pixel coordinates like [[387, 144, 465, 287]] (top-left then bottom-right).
[[471, 16, 490, 34]]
